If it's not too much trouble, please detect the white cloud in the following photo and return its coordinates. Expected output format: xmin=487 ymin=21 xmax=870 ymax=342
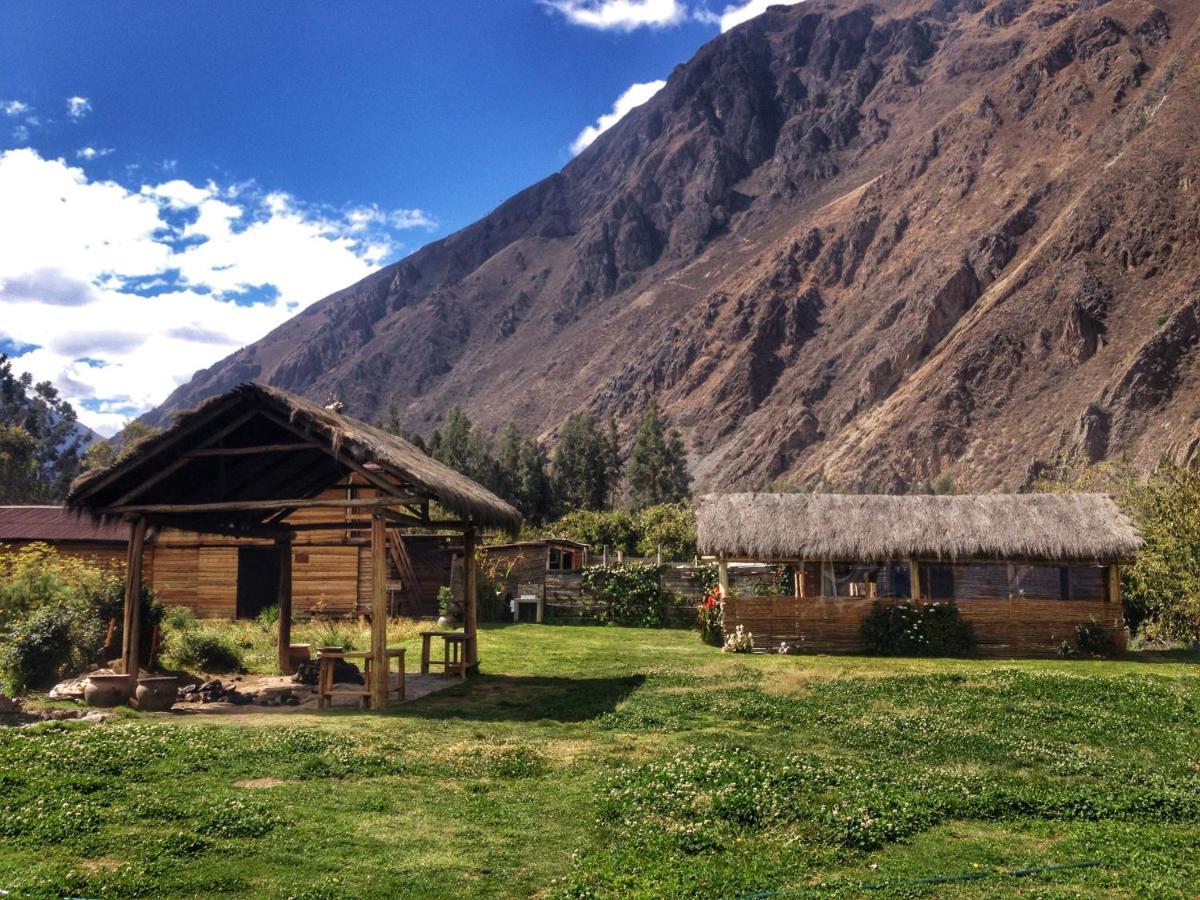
xmin=11 ymin=125 xmax=30 ymax=143
xmin=2 ymin=100 xmax=30 ymax=117
xmin=76 ymin=146 xmax=115 ymax=160
xmin=543 ymin=0 xmax=685 ymax=31
xmin=66 ymin=96 xmax=92 ymax=120
xmin=0 ymin=148 xmax=432 ymax=434
xmin=707 ymin=0 xmax=805 ymax=32
xmin=571 ymin=79 xmax=666 ymax=154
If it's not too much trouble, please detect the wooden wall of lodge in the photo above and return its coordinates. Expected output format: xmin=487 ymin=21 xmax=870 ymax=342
xmin=11 ymin=485 xmax=451 ymax=619
xmin=722 ymin=592 xmax=1125 ymax=658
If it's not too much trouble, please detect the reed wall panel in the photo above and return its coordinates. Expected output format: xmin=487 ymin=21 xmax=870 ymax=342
xmin=722 ymin=595 xmax=1125 ymax=657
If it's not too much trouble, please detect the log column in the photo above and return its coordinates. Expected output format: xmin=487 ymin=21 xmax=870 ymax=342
xmin=121 ymin=517 xmax=148 ymax=693
xmin=371 ymin=512 xmax=389 ymax=708
xmin=463 ymin=527 xmax=478 ymax=670
xmin=717 ymin=556 xmax=730 ymax=598
xmin=276 ymin=536 xmax=293 ymax=674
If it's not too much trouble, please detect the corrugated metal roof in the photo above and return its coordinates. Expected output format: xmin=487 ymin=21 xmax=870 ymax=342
xmin=0 ymin=506 xmax=128 ymax=543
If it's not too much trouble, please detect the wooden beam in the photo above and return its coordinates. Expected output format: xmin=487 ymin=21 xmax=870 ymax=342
xmin=256 ymin=408 xmax=410 ymax=499
xmin=186 ymin=442 xmax=322 ymax=458
xmin=717 ymin=556 xmax=730 ymax=599
xmin=141 ymin=515 xmax=292 ymax=539
xmin=370 ymin=512 xmax=389 ymax=708
xmin=107 ymin=496 xmax=420 ymax=516
xmin=463 ymin=527 xmax=478 ymax=670
xmin=909 ymin=559 xmax=920 ymax=602
xmin=107 ymin=409 xmax=259 ymax=507
xmin=276 ymin=537 xmax=294 ymax=674
xmin=121 ymin=517 xmax=148 ymax=694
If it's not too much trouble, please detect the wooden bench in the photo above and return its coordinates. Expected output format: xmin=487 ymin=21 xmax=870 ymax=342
xmin=420 ymin=631 xmax=468 ymax=680
xmin=317 ymin=648 xmax=406 ymax=709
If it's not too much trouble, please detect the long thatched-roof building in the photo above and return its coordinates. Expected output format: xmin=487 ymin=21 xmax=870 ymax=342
xmin=698 ymin=493 xmax=1141 ymax=657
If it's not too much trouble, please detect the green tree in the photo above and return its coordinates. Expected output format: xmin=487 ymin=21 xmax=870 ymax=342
xmin=0 ymin=356 xmax=87 ymax=500
xmin=548 ymin=508 xmax=637 ymax=556
xmin=516 ymin=437 xmax=556 ymax=524
xmin=552 ymin=412 xmax=614 ymax=511
xmin=1038 ymin=456 xmax=1200 ymax=643
xmin=82 ymin=419 xmax=164 ymax=471
xmin=435 ymin=406 xmax=474 ymax=474
xmin=635 ymin=502 xmax=697 ymax=560
xmin=0 ymin=424 xmax=38 ymax=503
xmin=627 ymin=400 xmax=691 ymax=509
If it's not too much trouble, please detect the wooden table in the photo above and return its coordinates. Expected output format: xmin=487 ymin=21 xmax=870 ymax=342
xmin=317 ymin=648 xmax=405 ymax=709
xmin=420 ymin=631 xmax=468 ymax=680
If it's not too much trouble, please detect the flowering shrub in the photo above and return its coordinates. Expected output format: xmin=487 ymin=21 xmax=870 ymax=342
xmin=861 ymin=601 xmax=975 ymax=657
xmin=697 ymin=585 xmax=723 ymax=646
xmin=581 ymin=562 xmax=666 ymax=627
xmin=722 ymin=624 xmax=753 ymax=653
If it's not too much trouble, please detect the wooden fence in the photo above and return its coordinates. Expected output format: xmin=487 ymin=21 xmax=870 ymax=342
xmin=722 ymin=595 xmax=1126 ymax=657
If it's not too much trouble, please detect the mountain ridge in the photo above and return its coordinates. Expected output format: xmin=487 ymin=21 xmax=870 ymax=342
xmin=148 ymin=0 xmax=1200 ymax=493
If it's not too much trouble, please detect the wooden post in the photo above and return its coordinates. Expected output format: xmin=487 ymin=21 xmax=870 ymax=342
xmin=656 ymin=544 xmax=663 ymax=565
xmin=602 ymin=545 xmax=608 ymax=566
xmin=276 ymin=537 xmax=293 ymax=674
xmin=717 ymin=556 xmax=730 ymax=599
xmin=1107 ymin=563 xmax=1125 ymax=653
xmin=463 ymin=527 xmax=478 ymax=670
xmin=908 ymin=559 xmax=920 ymax=602
xmin=370 ymin=512 xmax=388 ymax=708
xmin=121 ymin=517 xmax=148 ymax=692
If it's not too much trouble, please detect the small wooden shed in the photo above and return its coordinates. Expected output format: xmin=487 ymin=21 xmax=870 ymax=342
xmin=697 ymin=492 xmax=1143 ymax=656
xmin=471 ymin=539 xmax=589 ymax=622
xmin=67 ymin=383 xmax=521 ymax=706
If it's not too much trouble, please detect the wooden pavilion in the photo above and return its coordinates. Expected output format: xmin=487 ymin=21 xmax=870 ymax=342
xmin=67 ymin=383 xmax=521 ymax=707
xmin=698 ymin=492 xmax=1143 ymax=656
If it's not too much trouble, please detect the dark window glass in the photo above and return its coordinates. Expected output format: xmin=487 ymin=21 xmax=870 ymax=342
xmin=1068 ymin=566 xmax=1106 ymax=600
xmin=923 ymin=564 xmax=955 ymax=600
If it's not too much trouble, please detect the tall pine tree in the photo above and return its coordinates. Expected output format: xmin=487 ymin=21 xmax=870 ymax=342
xmin=552 ymin=412 xmax=616 ymax=511
xmin=627 ymin=400 xmax=691 ymax=509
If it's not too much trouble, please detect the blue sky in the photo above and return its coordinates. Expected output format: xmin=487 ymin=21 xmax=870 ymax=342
xmin=0 ymin=0 xmax=796 ymax=434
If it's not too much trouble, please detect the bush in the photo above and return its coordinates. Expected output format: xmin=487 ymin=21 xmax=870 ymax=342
xmin=544 ymin=509 xmax=638 ymax=556
xmin=0 ymin=605 xmax=76 ymax=694
xmin=1076 ymin=619 xmax=1115 ymax=658
xmin=862 ymin=601 xmax=975 ymax=657
xmin=162 ymin=623 xmax=245 ymax=674
xmin=634 ymin=503 xmax=697 ymax=560
xmin=0 ymin=543 xmax=161 ymax=693
xmin=581 ymin=563 xmax=667 ymax=627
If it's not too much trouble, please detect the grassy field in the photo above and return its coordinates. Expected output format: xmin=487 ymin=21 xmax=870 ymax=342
xmin=1 ymin=625 xmax=1198 ymax=898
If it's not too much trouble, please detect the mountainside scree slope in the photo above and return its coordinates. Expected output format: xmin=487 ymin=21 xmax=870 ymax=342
xmin=149 ymin=0 xmax=1200 ymax=492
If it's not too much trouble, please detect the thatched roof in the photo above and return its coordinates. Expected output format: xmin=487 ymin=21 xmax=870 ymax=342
xmin=68 ymin=383 xmax=521 ymax=532
xmin=697 ymin=493 xmax=1142 ymax=563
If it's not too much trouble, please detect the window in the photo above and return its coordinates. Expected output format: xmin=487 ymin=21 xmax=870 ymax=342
xmin=1009 ymin=565 xmax=1065 ymax=600
xmin=548 ymin=547 xmax=576 ymax=572
xmin=823 ymin=562 xmax=885 ymax=598
xmin=1068 ymin=566 xmax=1106 ymax=600
xmin=920 ymin=564 xmax=955 ymax=600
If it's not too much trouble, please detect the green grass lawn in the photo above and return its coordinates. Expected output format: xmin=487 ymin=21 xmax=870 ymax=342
xmin=1 ymin=625 xmax=1198 ymax=898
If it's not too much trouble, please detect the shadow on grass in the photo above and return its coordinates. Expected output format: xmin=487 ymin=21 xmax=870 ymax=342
xmin=1121 ymin=647 xmax=1200 ymax=665
xmin=392 ymin=674 xmax=645 ymax=722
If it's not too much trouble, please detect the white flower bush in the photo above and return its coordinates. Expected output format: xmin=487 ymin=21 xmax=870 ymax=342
xmin=722 ymin=624 xmax=754 ymax=653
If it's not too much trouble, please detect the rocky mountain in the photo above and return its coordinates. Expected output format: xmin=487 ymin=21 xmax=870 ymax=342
xmin=149 ymin=0 xmax=1200 ymax=493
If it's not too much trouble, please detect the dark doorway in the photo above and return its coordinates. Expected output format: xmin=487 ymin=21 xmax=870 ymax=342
xmin=237 ymin=546 xmax=281 ymax=619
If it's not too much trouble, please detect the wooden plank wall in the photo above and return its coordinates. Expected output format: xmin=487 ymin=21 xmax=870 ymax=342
xmin=292 ymin=546 xmax=359 ymax=617
xmin=722 ymin=595 xmax=1126 ymax=657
